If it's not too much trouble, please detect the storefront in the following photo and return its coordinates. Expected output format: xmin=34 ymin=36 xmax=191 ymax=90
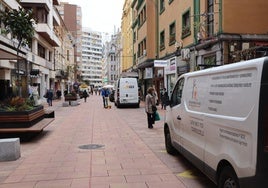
xmin=164 ymin=57 xmax=176 ymax=97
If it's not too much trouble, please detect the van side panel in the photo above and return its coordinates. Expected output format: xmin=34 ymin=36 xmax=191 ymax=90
xmin=181 ymin=59 xmax=266 ymax=185
xmin=203 ymin=66 xmax=261 ymax=181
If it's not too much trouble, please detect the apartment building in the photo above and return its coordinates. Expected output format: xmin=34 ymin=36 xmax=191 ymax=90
xmin=54 ymin=18 xmax=75 ymax=95
xmin=121 ymin=0 xmax=133 ymax=72
xmin=127 ymin=0 xmax=268 ymax=99
xmin=58 ymin=2 xmax=82 ymax=91
xmin=103 ymin=32 xmax=122 ymax=86
xmin=0 ymin=0 xmax=63 ymax=100
xmin=131 ymin=0 xmax=160 ymax=100
xmin=81 ymin=28 xmax=103 ymax=88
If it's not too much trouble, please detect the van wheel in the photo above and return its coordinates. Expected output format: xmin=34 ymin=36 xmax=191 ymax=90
xmin=164 ymin=127 xmax=177 ymax=155
xmin=218 ymin=166 xmax=239 ymax=188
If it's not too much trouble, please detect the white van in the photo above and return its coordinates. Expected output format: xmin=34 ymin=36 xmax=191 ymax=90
xmin=164 ymin=57 xmax=268 ymax=188
xmin=114 ymin=77 xmax=140 ymax=108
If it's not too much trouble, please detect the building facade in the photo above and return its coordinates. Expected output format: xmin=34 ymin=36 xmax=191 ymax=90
xmin=123 ymin=0 xmax=268 ymax=99
xmin=58 ymin=2 xmax=82 ymax=91
xmin=131 ymin=0 xmax=161 ymax=100
xmin=121 ymin=0 xmax=133 ymax=72
xmin=103 ymin=32 xmax=122 ymax=86
xmin=81 ymin=28 xmax=103 ymax=88
xmin=0 ymin=0 xmax=65 ymax=101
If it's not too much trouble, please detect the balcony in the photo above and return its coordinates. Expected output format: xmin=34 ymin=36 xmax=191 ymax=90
xmin=36 ymin=23 xmax=60 ymax=47
xmin=0 ymin=35 xmax=27 ymax=60
xmin=20 ymin=0 xmax=50 ymax=9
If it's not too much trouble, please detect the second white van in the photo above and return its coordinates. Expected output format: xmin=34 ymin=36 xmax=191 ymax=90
xmin=164 ymin=57 xmax=268 ymax=188
xmin=114 ymin=77 xmax=140 ymax=108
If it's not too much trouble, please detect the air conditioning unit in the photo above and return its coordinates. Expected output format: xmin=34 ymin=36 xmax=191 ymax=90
xmin=181 ymin=48 xmax=190 ymax=61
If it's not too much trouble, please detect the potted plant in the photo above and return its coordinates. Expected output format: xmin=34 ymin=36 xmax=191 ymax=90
xmin=64 ymin=91 xmax=77 ymax=102
xmin=0 ymin=97 xmax=45 ymax=128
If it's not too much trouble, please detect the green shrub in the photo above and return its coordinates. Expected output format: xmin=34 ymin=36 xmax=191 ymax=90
xmin=0 ymin=97 xmax=36 ymax=112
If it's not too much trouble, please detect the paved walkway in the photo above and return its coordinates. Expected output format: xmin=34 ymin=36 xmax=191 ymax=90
xmin=0 ymin=95 xmax=188 ymax=188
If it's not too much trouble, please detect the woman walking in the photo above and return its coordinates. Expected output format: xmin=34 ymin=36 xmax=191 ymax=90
xmin=145 ymin=87 xmax=156 ymax=129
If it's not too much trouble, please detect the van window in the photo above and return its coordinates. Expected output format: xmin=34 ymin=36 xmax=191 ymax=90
xmin=171 ymin=78 xmax=184 ymax=106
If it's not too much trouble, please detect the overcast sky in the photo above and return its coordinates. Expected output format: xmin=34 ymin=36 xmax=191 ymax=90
xmin=62 ymin=0 xmax=124 ymax=34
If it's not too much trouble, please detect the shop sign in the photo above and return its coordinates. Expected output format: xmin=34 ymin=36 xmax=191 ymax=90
xmin=165 ymin=58 xmax=176 ymax=75
xmin=154 ymin=60 xmax=168 ymax=67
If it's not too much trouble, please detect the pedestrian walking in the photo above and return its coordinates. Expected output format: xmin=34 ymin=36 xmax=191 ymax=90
xmin=82 ymin=90 xmax=89 ymax=102
xmin=160 ymin=88 xmax=169 ymax=110
xmin=101 ymin=88 xmax=110 ymax=108
xmin=145 ymin=87 xmax=156 ymax=129
xmin=47 ymin=89 xmax=53 ymax=106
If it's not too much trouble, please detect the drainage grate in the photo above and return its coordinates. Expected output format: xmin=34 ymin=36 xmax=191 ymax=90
xmin=78 ymin=144 xmax=104 ymax=150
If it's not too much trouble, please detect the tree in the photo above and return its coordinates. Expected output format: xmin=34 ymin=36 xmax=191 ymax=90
xmin=0 ymin=6 xmax=35 ymax=96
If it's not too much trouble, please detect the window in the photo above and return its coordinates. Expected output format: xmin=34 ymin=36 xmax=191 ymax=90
xmin=48 ymin=51 xmax=52 ymax=61
xmin=138 ymin=5 xmax=146 ymax=27
xmin=182 ymin=10 xmax=191 ymax=38
xmin=38 ymin=44 xmax=45 ymax=58
xmin=200 ymin=54 xmax=216 ymax=69
xmin=207 ymin=0 xmax=214 ymax=37
xmin=160 ymin=30 xmax=165 ymax=50
xmin=160 ymin=0 xmax=165 ymax=13
xmin=171 ymin=78 xmax=184 ymax=106
xmin=138 ymin=38 xmax=146 ymax=57
xmin=133 ymin=31 xmax=136 ymax=43
xmin=169 ymin=22 xmax=176 ymax=45
xmin=37 ymin=8 xmax=48 ymax=23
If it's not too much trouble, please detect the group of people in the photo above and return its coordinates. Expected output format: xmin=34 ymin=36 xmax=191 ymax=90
xmin=145 ymin=87 xmax=169 ymax=129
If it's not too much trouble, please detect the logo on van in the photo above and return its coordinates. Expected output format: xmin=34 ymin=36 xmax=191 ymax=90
xmin=189 ymin=79 xmax=201 ymax=108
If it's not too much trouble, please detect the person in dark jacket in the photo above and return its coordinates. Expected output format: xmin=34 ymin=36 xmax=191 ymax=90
xmin=160 ymin=88 xmax=169 ymax=110
xmin=47 ymin=89 xmax=53 ymax=106
xmin=82 ymin=90 xmax=88 ymax=102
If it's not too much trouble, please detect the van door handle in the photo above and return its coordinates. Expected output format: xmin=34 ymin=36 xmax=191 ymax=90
xmin=177 ymin=115 xmax=181 ymax=120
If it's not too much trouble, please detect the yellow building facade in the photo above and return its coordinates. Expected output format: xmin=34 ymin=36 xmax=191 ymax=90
xmin=121 ymin=0 xmax=134 ymax=72
xmin=121 ymin=0 xmax=268 ymax=99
